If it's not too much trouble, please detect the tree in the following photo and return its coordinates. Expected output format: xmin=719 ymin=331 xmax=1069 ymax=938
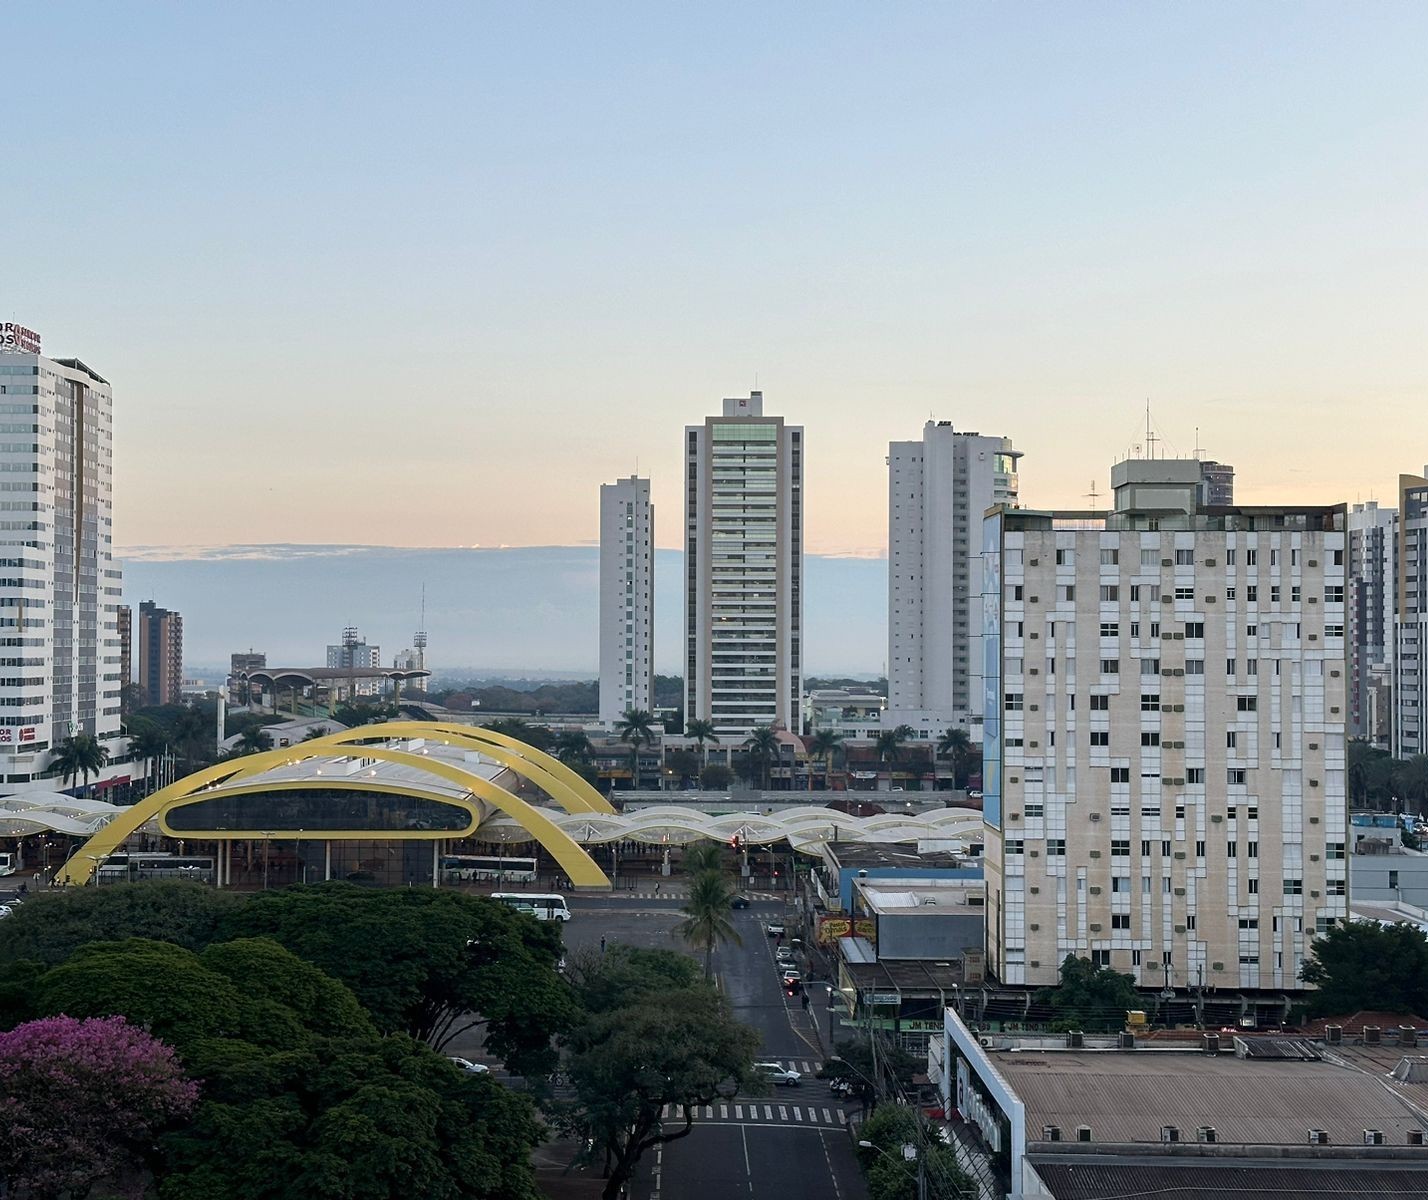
xmin=616 ymin=708 xmax=658 ymax=789
xmin=234 ymin=725 xmax=274 ymax=755
xmin=0 ymin=1014 xmax=199 ymax=1200
xmin=554 ymin=730 xmax=593 ymax=764
xmin=936 ymin=726 xmax=972 ymax=788
xmin=217 ymin=884 xmax=576 ymax=1072
xmin=1300 ymin=920 xmax=1428 ymax=1016
xmin=685 ymin=718 xmax=720 ymax=769
xmin=855 ymin=1104 xmax=974 ymax=1200
xmin=810 ymin=728 xmax=843 ymax=790
xmin=681 ymin=840 xmax=726 ymax=878
xmin=565 ymin=982 xmax=760 ymax=1200
xmin=700 ymin=762 xmax=733 ymax=790
xmin=302 ymin=724 xmax=330 ymax=740
xmin=1395 ymin=755 xmax=1428 ymax=813
xmin=664 ymin=748 xmax=701 ymax=784
xmin=125 ymin=715 xmax=169 ymax=794
xmin=1038 ymin=955 xmax=1140 ymax=1032
xmin=676 ymin=871 xmax=742 ymax=981
xmin=482 ymin=716 xmax=555 ymax=754
xmin=171 ymin=706 xmax=213 ymax=767
xmin=875 ymin=724 xmax=915 ymax=784
xmin=50 ymin=732 xmax=109 ymax=790
xmin=0 ymin=881 xmax=240 ymax=970
xmin=743 ymin=725 xmax=780 ymax=790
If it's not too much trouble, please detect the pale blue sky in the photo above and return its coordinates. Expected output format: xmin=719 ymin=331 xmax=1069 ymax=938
xmin=6 ymin=2 xmax=1425 ymax=554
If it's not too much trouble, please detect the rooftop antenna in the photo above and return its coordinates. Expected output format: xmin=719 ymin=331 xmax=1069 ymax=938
xmin=1144 ymin=400 xmax=1159 ymax=460
xmin=414 ymin=585 xmax=427 ymax=674
xmin=1193 ymin=426 xmax=1204 ymax=460
xmin=1085 ymin=479 xmax=1102 ymax=510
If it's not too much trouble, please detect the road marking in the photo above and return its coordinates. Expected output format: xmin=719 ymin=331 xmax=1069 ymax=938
xmin=734 ymin=1104 xmax=743 ymax=1120
xmin=820 ymin=1130 xmax=844 ymax=1200
xmin=763 ymin=1104 xmax=773 ymax=1120
xmin=699 ymin=1120 xmax=843 ymax=1131
xmin=837 ymin=1110 xmax=847 ymax=1125
xmin=741 ymin=1123 xmax=754 ymax=1196
xmin=720 ymin=1104 xmax=729 ymax=1119
xmin=793 ymin=1106 xmax=802 ymax=1121
xmin=704 ymin=1105 xmax=713 ymax=1119
xmin=778 ymin=1105 xmax=787 ymax=1120
xmin=823 ymin=1107 xmax=834 ymax=1124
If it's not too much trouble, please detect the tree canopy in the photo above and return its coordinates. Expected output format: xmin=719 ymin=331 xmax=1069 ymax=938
xmin=1038 ymin=955 xmax=1140 ymax=1032
xmin=1300 ymin=920 xmax=1428 ymax=1016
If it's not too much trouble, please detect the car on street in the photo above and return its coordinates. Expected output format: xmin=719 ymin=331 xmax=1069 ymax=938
xmin=730 ymin=893 xmax=751 ymax=909
xmin=0 ymin=904 xmax=12 ymax=921
xmin=448 ymin=1057 xmax=490 ymax=1074
xmin=755 ymin=1061 xmax=801 ymax=1087
xmin=765 ymin=920 xmax=785 ymax=937
xmin=775 ymin=947 xmax=795 ymax=966
xmin=781 ymin=969 xmax=803 ymax=994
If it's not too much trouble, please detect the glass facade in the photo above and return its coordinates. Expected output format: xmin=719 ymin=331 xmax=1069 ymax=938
xmin=165 ymin=788 xmax=474 ymax=833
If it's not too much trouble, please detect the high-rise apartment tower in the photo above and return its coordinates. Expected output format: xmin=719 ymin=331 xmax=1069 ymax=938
xmin=138 ymin=601 xmax=184 ymax=706
xmin=1395 ymin=471 xmax=1428 ymax=760
xmin=599 ymin=476 xmax=654 ymax=725
xmin=981 ymin=458 xmax=1347 ymax=994
xmin=685 ymin=392 xmax=802 ymax=734
xmin=1348 ymin=501 xmax=1397 ymax=749
xmin=0 ymin=325 xmax=126 ymax=785
xmin=887 ymin=421 xmax=1021 ymax=738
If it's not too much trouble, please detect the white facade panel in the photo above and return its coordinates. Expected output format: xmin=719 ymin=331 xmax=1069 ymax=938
xmin=599 ymin=476 xmax=654 ymax=726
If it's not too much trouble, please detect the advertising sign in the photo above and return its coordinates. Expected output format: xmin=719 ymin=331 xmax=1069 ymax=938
xmin=0 ymin=323 xmax=40 ymax=354
xmin=816 ymin=915 xmax=877 ymax=945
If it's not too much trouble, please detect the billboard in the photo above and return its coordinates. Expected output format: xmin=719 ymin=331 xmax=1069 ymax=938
xmin=0 ymin=323 xmax=40 ymax=354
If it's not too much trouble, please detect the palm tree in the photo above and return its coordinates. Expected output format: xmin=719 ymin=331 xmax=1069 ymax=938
xmin=235 ymin=726 xmax=274 ymax=755
xmin=743 ymin=725 xmax=780 ymax=790
xmin=171 ymin=708 xmax=211 ymax=767
xmin=875 ymin=724 xmax=914 ymax=788
xmin=52 ymin=733 xmax=109 ymax=791
xmin=554 ymin=730 xmax=593 ymax=765
xmin=125 ymin=718 xmax=168 ymax=795
xmin=685 ymin=718 xmax=720 ymax=769
xmin=676 ymin=870 xmax=742 ymax=980
xmin=937 ymin=726 xmax=972 ymax=789
xmin=616 ymin=708 xmax=658 ymax=789
xmin=302 ymin=725 xmax=330 ymax=741
xmin=1395 ymin=755 xmax=1428 ymax=814
xmin=809 ymin=728 xmax=843 ymax=791
xmin=682 ymin=840 xmax=726 ymax=878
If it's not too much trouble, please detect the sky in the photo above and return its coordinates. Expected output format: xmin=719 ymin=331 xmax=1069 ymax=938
xmin=5 ymin=3 xmax=1425 ymax=557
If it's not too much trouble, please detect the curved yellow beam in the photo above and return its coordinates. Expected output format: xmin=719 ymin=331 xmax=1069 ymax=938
xmin=251 ymin=720 xmax=614 ymax=816
xmin=57 ymin=744 xmax=610 ymax=889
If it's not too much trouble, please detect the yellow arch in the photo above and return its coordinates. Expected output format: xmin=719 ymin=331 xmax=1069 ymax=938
xmin=275 ymin=721 xmax=613 ymax=816
xmin=57 ymin=742 xmax=610 ymax=889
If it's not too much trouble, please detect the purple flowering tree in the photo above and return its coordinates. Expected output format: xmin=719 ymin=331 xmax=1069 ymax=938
xmin=0 ymin=1014 xmax=199 ymax=1199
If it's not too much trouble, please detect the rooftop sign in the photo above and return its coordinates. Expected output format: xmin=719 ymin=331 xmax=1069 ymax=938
xmin=0 ymin=323 xmax=40 ymax=354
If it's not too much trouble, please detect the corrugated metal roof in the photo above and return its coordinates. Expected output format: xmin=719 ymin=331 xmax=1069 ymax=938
xmin=1032 ymin=1158 xmax=1428 ymax=1200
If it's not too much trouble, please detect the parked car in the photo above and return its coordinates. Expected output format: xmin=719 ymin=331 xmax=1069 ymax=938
xmin=755 ymin=1061 xmax=801 ymax=1087
xmin=448 ymin=1057 xmax=490 ymax=1074
xmin=775 ymin=945 xmax=795 ymax=965
xmin=765 ymin=920 xmax=785 ymax=937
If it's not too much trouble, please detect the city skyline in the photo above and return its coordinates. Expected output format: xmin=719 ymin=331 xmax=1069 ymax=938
xmin=6 ymin=4 xmax=1424 ymax=557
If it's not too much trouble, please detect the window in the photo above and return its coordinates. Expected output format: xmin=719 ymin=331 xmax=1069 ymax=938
xmin=1112 ymin=914 xmax=1131 ymax=929
xmin=1100 ymin=585 xmax=1120 ymax=602
xmin=1140 ymin=840 xmax=1153 ymax=856
xmin=1056 ymin=549 xmax=1072 ymax=565
xmin=1005 ymin=840 xmax=1024 ymax=855
xmin=1174 ymin=587 xmax=1195 ymax=600
xmin=1175 ymin=804 xmax=1186 ymax=819
xmin=1271 ymin=586 xmax=1281 ymax=603
xmin=1140 ymin=549 xmax=1157 ymax=567
xmin=1090 ymin=694 xmax=1110 ymax=711
xmin=1130 ymin=584 xmax=1160 ymax=602
xmin=1238 ymin=917 xmax=1258 ymax=929
xmin=1162 ymin=840 xmax=1172 ymax=855
xmin=1005 ymin=692 xmax=1023 ymax=711
xmin=1186 ymin=914 xmax=1197 ymax=929
xmin=1111 ymin=840 xmax=1130 ymax=856
xmin=1025 ymin=802 xmax=1044 ymax=817
xmin=1100 ymin=659 xmax=1119 ymax=674
xmin=1185 ymin=659 xmax=1204 ymax=675
xmin=1291 ymin=585 xmax=1301 ymax=603
xmin=1186 ymin=768 xmax=1204 ymax=784
xmin=1246 ymin=624 xmax=1257 ymax=637
xmin=1129 ymin=621 xmax=1140 ymax=637
xmin=1239 ymin=953 xmax=1259 ymax=966
xmin=1247 ymin=841 xmax=1258 ymax=858
xmin=1246 ymin=659 xmax=1258 ymax=675
xmin=1226 ymin=658 xmax=1236 ymax=675
xmin=1248 ymin=878 xmax=1259 ymax=895
xmin=1090 ymin=730 xmax=1110 ymax=746
xmin=1325 ymin=586 xmax=1344 ymax=604
xmin=1228 ymin=768 xmax=1246 ymax=785
xmin=1184 ymin=622 xmax=1204 ymax=639
xmin=1111 ymin=767 xmax=1131 ymax=783
xmin=1226 ymin=731 xmax=1238 ymax=748
xmin=1059 ymin=584 xmax=1076 ymax=602
xmin=1047 ymin=839 xmax=1066 ymax=855
xmin=1101 ymin=548 xmax=1119 ymax=565
xmin=1227 ymin=841 xmax=1237 ymax=858
xmin=1195 ymin=840 xmax=1206 ymax=858
xmin=1284 ymin=878 xmax=1302 ymax=895
xmin=1141 ymin=731 xmax=1160 ymax=746
xmin=1013 ymin=585 xmax=1023 ymax=601
xmin=1237 ymin=696 xmax=1258 ymax=712
xmin=1270 ymin=550 xmax=1279 ymax=566
xmin=1141 ymin=694 xmax=1160 ymax=711
xmin=1245 ymin=549 xmax=1257 ymax=565
xmin=1092 ymin=950 xmax=1111 ymax=967
xmin=1326 ymin=842 xmax=1345 ymax=860
xmin=1246 ymin=586 xmax=1258 ymax=601
xmin=1226 ymin=587 xmax=1236 ymax=600
xmin=1112 ymin=876 xmax=1130 ymax=893
xmin=1141 ymin=658 xmax=1160 ymax=676
xmin=1100 ymin=622 xmax=1119 ymax=638
xmin=1327 ymin=879 xmax=1346 ymax=896
xmin=1226 ymin=550 xmax=1236 ymax=566
xmin=1325 ymin=624 xmax=1344 ymax=638
xmin=1175 ymin=549 xmax=1194 ymax=565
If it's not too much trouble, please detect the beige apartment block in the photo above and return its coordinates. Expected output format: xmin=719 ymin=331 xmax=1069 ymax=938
xmin=981 ymin=460 xmax=1348 ymax=993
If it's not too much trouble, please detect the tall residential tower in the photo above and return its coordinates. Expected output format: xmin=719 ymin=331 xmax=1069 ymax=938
xmin=599 ymin=476 xmax=654 ymax=725
xmin=1348 ymin=501 xmax=1397 ymax=749
xmin=0 ymin=324 xmax=126 ymax=785
xmin=1395 ymin=470 xmax=1428 ymax=760
xmin=685 ymin=392 xmax=802 ymax=735
xmin=887 ymin=421 xmax=1021 ymax=738
xmin=137 ymin=601 xmax=184 ymax=707
xmin=981 ymin=459 xmax=1347 ymax=995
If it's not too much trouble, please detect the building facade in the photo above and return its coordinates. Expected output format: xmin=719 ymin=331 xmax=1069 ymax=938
xmin=1198 ymin=459 xmax=1235 ymax=506
xmin=0 ymin=332 xmax=128 ymax=786
xmin=1394 ymin=471 xmax=1428 ymax=760
xmin=599 ymin=475 xmax=654 ymax=725
xmin=684 ymin=392 xmax=802 ymax=734
xmin=117 ymin=604 xmax=132 ymax=694
xmin=1348 ymin=500 xmax=1397 ymax=748
xmin=887 ymin=421 xmax=1020 ymax=740
xmin=327 ymin=627 xmax=381 ymax=695
xmin=137 ymin=601 xmax=184 ymax=706
xmin=982 ymin=459 xmax=1348 ymax=992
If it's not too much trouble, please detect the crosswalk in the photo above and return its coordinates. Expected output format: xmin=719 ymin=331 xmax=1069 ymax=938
xmin=614 ymin=889 xmax=784 ymax=901
xmin=658 ymin=1099 xmax=849 ymax=1129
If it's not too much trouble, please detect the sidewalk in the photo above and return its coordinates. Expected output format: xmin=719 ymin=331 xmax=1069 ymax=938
xmin=532 ymin=1135 xmax=606 ymax=1199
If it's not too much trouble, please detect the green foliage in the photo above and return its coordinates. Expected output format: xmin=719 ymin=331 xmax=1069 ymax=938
xmin=700 ymin=762 xmax=733 ymax=789
xmin=616 ymin=709 xmax=658 ymax=786
xmin=216 ymin=884 xmax=577 ymax=1072
xmin=1397 ymin=755 xmax=1428 ymax=810
xmin=1038 ymin=955 xmax=1140 ymax=1032
xmin=331 ymin=700 xmax=400 ymax=728
xmin=681 ymin=841 xmax=726 ymax=877
xmin=676 ymin=871 xmax=742 ymax=980
xmin=684 ymin=718 xmax=720 ymax=756
xmin=855 ymin=1104 xmax=974 ymax=1200
xmin=0 ymin=881 xmax=240 ymax=969
xmin=565 ymin=944 xmax=702 ymax=1016
xmin=50 ymin=732 xmax=110 ymax=788
xmin=482 ymin=717 xmax=555 ymax=753
xmin=743 ymin=725 xmax=780 ymax=789
xmin=1300 ymin=920 xmax=1428 ymax=1016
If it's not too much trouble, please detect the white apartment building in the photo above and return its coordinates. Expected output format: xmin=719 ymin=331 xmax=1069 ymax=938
xmin=887 ymin=421 xmax=1020 ymax=740
xmin=981 ymin=458 xmax=1348 ymax=994
xmin=599 ymin=475 xmax=654 ymax=725
xmin=0 ymin=328 xmax=128 ymax=790
xmin=327 ymin=627 xmax=381 ymax=695
xmin=1395 ymin=471 xmax=1428 ymax=760
xmin=1348 ymin=500 xmax=1397 ymax=748
xmin=685 ymin=392 xmax=802 ymax=735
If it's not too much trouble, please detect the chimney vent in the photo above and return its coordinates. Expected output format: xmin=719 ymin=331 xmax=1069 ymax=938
xmin=1160 ymin=1125 xmax=1180 ymax=1143
xmin=1325 ymin=1024 xmax=1342 ymax=1045
xmin=1308 ymin=1129 xmax=1329 ymax=1145
xmin=1364 ymin=1129 xmax=1385 ymax=1146
xmin=1197 ymin=1126 xmax=1217 ymax=1143
xmin=1068 ymin=1031 xmax=1084 ymax=1049
xmin=1202 ymin=1033 xmax=1220 ymax=1055
xmin=1365 ymin=1025 xmax=1382 ymax=1045
xmin=1076 ymin=1125 xmax=1092 ymax=1143
xmin=1408 ymin=1129 xmax=1425 ymax=1146
xmin=1042 ymin=1125 xmax=1061 ymax=1142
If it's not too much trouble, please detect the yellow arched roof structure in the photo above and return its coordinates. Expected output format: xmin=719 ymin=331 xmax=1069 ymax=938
xmin=56 ymin=722 xmax=611 ymax=889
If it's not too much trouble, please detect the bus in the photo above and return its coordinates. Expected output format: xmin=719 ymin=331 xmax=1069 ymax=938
xmin=96 ymin=853 xmax=216 ymax=883
xmin=491 ymin=892 xmax=571 ymax=922
xmin=0 ymin=852 xmax=15 ymax=877
xmin=440 ymin=855 xmax=538 ymax=884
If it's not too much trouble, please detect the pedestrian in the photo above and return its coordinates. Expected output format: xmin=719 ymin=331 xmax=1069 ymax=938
xmin=800 ymin=991 xmax=810 ymax=1012
xmin=599 ymin=935 xmax=606 ymax=956
xmin=654 ymin=881 xmax=661 ymax=895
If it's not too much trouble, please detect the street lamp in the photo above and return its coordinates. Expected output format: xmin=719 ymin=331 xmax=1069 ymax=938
xmin=857 ymin=1140 xmax=925 ymax=1200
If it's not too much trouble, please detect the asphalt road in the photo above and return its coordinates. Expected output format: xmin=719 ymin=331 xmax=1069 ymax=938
xmin=568 ymin=891 xmax=868 ymax=1200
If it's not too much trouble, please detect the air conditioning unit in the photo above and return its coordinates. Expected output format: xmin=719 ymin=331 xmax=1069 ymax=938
xmin=979 ymin=1036 xmax=993 ymax=1048
xmin=1118 ymin=1032 xmax=1135 ymax=1049
xmin=1308 ymin=1129 xmax=1330 ymax=1145
xmin=1325 ymin=1024 xmax=1343 ymax=1045
xmin=1042 ymin=1125 xmax=1062 ymax=1142
xmin=1365 ymin=1025 xmax=1382 ymax=1045
xmin=1076 ymin=1125 xmax=1093 ymax=1142
xmin=1202 ymin=1033 xmax=1220 ymax=1056
xmin=1364 ymin=1129 xmax=1385 ymax=1146
xmin=1408 ymin=1129 xmax=1425 ymax=1146
xmin=1401 ymin=1026 xmax=1419 ymax=1048
xmin=1161 ymin=1125 xmax=1180 ymax=1143
xmin=1068 ymin=1031 xmax=1084 ymax=1048
xmin=1197 ymin=1126 xmax=1217 ymax=1143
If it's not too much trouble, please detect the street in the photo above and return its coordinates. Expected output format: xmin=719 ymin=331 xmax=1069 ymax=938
xmin=567 ymin=891 xmax=868 ymax=1200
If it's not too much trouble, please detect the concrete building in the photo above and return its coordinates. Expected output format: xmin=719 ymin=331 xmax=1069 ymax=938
xmin=802 ymin=686 xmax=886 ymax=739
xmin=599 ymin=475 xmax=654 ymax=726
xmin=887 ymin=421 xmax=1021 ymax=741
xmin=1349 ymin=824 xmax=1428 ymax=911
xmin=326 ymin=627 xmax=381 ymax=696
xmin=117 ymin=604 xmax=132 ymax=693
xmin=0 ymin=327 xmax=129 ymax=788
xmin=981 ymin=457 xmax=1348 ymax=992
xmin=1394 ymin=470 xmax=1428 ymax=760
xmin=684 ymin=392 xmax=802 ymax=735
xmin=137 ymin=601 xmax=184 ymax=706
xmin=1348 ymin=501 xmax=1397 ymax=748
xmin=1198 ymin=459 xmax=1235 ymax=506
